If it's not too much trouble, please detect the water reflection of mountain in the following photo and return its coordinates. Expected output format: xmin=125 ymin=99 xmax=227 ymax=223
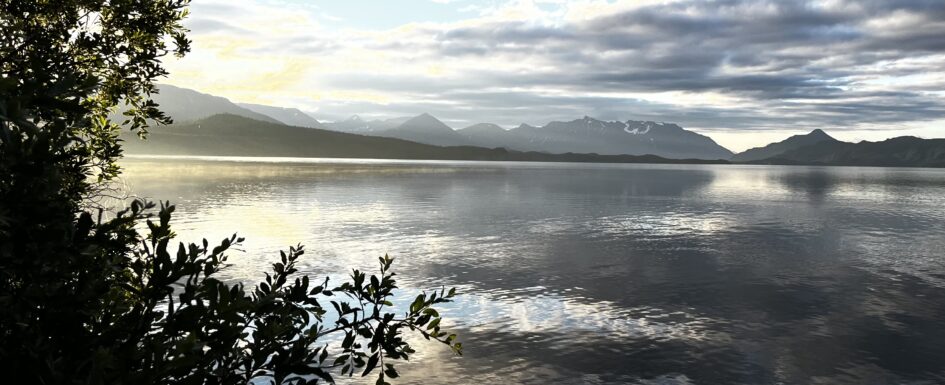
xmin=773 ymin=166 xmax=945 ymax=189
xmin=122 ymin=159 xmax=718 ymax=212
xmin=772 ymin=169 xmax=839 ymax=201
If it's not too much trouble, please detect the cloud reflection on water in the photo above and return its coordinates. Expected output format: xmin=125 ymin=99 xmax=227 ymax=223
xmin=121 ymin=157 xmax=945 ymax=384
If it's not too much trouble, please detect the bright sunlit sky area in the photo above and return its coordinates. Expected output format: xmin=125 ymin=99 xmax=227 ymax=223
xmin=163 ymin=0 xmax=945 ymax=152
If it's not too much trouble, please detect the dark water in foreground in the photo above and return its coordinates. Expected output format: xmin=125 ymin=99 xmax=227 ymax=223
xmin=121 ymin=156 xmax=945 ymax=385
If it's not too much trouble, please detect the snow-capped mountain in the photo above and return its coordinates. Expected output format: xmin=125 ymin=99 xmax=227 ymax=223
xmin=456 ymin=116 xmax=732 ymax=159
xmin=321 ymin=115 xmax=411 ymax=134
xmin=364 ymin=115 xmax=732 ymax=159
xmin=132 ymin=86 xmax=732 ymax=159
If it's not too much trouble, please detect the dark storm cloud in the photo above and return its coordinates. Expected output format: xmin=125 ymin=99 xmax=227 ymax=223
xmin=333 ymin=0 xmax=945 ymax=132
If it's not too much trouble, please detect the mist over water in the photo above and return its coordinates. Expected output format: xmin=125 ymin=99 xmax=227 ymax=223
xmin=121 ymin=157 xmax=945 ymax=384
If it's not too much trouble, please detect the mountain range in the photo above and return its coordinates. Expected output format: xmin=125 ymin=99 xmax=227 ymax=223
xmin=120 ymin=114 xmax=724 ymax=165
xmin=356 ymin=114 xmax=733 ymax=160
xmin=141 ymin=85 xmax=732 ymax=160
xmin=123 ymin=84 xmax=945 ymax=167
xmin=457 ymin=117 xmax=733 ymax=160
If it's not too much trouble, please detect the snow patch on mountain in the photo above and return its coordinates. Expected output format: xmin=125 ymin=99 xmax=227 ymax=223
xmin=624 ymin=122 xmax=652 ymax=135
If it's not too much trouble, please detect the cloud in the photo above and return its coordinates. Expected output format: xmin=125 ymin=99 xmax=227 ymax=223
xmin=164 ymin=0 xmax=945 ymax=151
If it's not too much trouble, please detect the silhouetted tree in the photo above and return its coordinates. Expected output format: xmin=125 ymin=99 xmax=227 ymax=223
xmin=0 ymin=1 xmax=460 ymax=384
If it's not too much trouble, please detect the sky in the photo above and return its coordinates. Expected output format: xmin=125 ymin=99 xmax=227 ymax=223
xmin=163 ymin=0 xmax=945 ymax=152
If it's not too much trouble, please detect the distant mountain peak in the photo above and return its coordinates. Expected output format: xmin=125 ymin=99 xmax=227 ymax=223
xmin=376 ymin=113 xmax=465 ymax=146
xmin=346 ymin=115 xmax=363 ymax=122
xmin=462 ymin=123 xmax=503 ymax=130
xmin=459 ymin=123 xmax=507 ymax=135
xmin=732 ymin=128 xmax=840 ymax=162
xmin=576 ymin=115 xmax=605 ymax=124
xmin=402 ymin=113 xmax=451 ymax=129
xmin=410 ymin=113 xmax=442 ymax=123
xmin=807 ymin=129 xmax=833 ymax=139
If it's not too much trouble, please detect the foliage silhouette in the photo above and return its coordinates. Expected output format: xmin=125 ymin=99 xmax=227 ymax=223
xmin=0 ymin=1 xmax=461 ymax=383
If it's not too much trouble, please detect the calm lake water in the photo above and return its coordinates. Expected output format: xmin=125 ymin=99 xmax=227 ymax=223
xmin=121 ymin=156 xmax=945 ymax=385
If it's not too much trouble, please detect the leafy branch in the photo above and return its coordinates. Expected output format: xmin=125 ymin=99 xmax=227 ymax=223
xmin=111 ymin=200 xmax=461 ymax=384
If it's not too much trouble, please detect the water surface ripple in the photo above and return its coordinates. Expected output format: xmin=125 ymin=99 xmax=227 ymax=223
xmin=122 ymin=157 xmax=945 ymax=384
